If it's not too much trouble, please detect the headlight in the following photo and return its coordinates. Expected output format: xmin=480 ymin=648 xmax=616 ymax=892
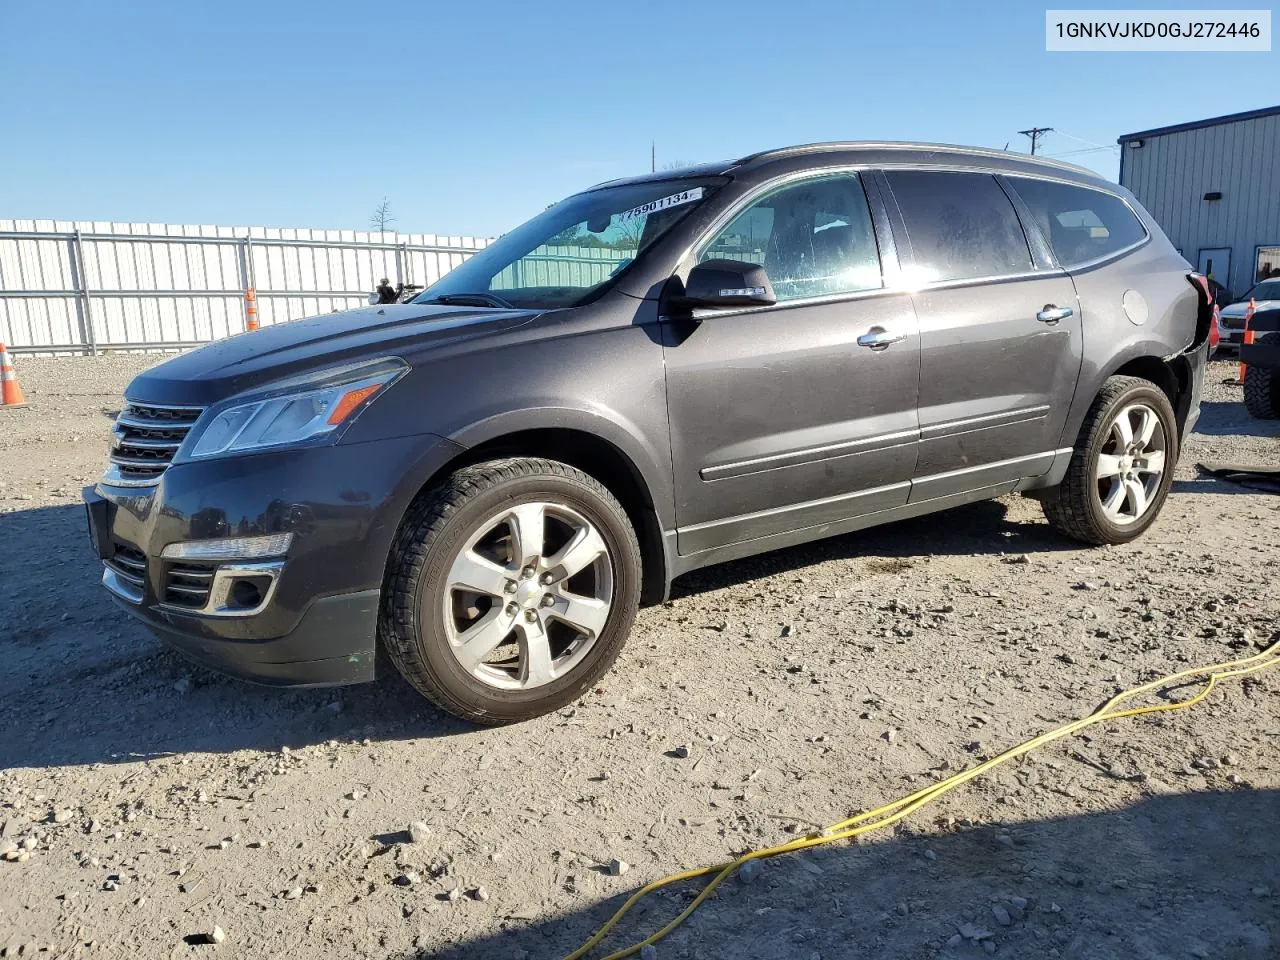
xmin=185 ymin=358 xmax=407 ymax=460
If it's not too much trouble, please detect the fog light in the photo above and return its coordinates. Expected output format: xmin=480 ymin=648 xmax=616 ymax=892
xmin=162 ymin=533 xmax=293 ymax=561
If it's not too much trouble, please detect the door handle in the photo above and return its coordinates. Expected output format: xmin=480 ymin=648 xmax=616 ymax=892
xmin=1036 ymin=305 xmax=1074 ymax=325
xmin=857 ymin=328 xmax=908 ymax=350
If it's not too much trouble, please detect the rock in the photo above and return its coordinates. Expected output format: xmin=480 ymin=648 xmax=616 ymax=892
xmin=53 ymin=809 xmax=74 ymax=824
xmin=209 ymin=926 xmax=226 ymax=944
xmin=394 ymin=872 xmax=421 ymax=887
xmin=607 ymin=858 xmax=630 ymax=877
xmin=283 ymin=886 xmax=303 ymax=900
xmin=173 ymin=677 xmax=193 ymax=695
xmin=1253 ymin=886 xmax=1271 ymax=898
xmin=958 ymin=923 xmax=992 ymax=941
xmin=672 ymin=745 xmax=690 ymax=759
xmin=472 ymin=886 xmax=489 ymax=902
xmin=983 ymin=942 xmax=996 ymax=956
xmin=992 ymin=904 xmax=1012 ymax=926
xmin=446 ymin=886 xmax=463 ymax=901
xmin=641 ymin=946 xmax=658 ymax=960
xmin=738 ymin=860 xmax=761 ymax=884
xmin=346 ymin=790 xmax=364 ymax=801
xmin=408 ymin=821 xmax=431 ymax=844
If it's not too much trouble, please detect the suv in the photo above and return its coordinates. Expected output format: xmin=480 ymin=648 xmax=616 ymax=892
xmin=85 ymin=142 xmax=1212 ymax=724
xmin=1219 ymin=276 xmax=1280 ymax=347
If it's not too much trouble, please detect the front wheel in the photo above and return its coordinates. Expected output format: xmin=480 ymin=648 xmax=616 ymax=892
xmin=1041 ymin=376 xmax=1178 ymax=545
xmin=380 ymin=457 xmax=641 ymax=725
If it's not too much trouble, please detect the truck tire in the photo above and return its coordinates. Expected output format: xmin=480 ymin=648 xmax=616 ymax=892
xmin=1243 ymin=334 xmax=1280 ymax=419
xmin=1042 ymin=376 xmax=1178 ymax=545
xmin=379 ymin=457 xmax=641 ymax=725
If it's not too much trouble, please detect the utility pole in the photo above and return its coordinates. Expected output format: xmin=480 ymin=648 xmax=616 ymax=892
xmin=1018 ymin=127 xmax=1053 ymax=155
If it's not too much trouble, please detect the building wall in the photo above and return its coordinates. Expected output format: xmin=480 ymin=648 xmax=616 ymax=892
xmin=1119 ymin=111 xmax=1280 ymax=298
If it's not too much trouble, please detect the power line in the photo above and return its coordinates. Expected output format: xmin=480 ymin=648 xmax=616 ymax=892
xmin=1018 ymin=127 xmax=1053 ymax=155
xmin=1046 ymin=145 xmax=1122 ymax=159
xmin=1052 ymin=130 xmax=1112 ymax=150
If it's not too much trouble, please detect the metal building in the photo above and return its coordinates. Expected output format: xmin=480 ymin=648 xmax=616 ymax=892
xmin=1118 ymin=105 xmax=1280 ymax=301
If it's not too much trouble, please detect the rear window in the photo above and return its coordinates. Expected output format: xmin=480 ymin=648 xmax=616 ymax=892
xmin=1007 ymin=177 xmax=1147 ymax=268
xmin=884 ymin=171 xmax=1033 ymax=283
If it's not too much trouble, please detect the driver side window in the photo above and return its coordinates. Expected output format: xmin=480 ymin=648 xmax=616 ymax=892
xmin=700 ymin=173 xmax=883 ymax=301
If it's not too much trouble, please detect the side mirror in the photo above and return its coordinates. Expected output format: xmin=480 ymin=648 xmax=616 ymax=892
xmin=680 ymin=259 xmax=776 ymax=309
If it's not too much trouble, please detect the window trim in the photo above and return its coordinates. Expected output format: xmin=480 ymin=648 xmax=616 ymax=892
xmin=690 ymin=168 xmax=890 ymax=305
xmin=879 ymin=167 xmax=1042 ymax=288
xmin=1000 ymin=173 xmax=1152 ymax=273
xmin=1251 ymin=243 xmax=1280 ymax=292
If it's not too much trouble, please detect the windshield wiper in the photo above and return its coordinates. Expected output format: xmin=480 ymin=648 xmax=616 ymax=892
xmin=418 ymin=292 xmax=514 ymax=309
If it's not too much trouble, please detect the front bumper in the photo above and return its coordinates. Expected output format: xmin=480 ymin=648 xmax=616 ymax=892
xmin=130 ymin=589 xmax=382 ymax=686
xmin=85 ymin=432 xmax=462 ymax=687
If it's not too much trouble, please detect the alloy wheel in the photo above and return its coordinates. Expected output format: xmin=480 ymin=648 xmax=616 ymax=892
xmin=1094 ymin=402 xmax=1167 ymax=525
xmin=441 ymin=500 xmax=614 ymax=691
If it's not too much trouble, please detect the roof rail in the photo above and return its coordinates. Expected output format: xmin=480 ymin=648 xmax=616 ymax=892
xmin=733 ymin=141 xmax=1097 ymax=177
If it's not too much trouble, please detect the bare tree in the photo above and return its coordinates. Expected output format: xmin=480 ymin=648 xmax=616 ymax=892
xmin=369 ymin=197 xmax=396 ymax=232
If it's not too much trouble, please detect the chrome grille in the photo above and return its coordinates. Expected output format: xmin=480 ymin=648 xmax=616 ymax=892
xmin=106 ymin=401 xmax=204 ymax=487
xmin=163 ymin=561 xmax=216 ymax=609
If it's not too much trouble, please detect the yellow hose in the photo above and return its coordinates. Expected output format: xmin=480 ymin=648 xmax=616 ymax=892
xmin=564 ymin=638 xmax=1280 ymax=960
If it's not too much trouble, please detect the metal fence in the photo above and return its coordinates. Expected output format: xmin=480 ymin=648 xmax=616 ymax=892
xmin=0 ymin=219 xmax=496 ymax=354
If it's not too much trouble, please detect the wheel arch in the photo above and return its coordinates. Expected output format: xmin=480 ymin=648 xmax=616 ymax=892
xmin=390 ymin=419 xmax=673 ymax=606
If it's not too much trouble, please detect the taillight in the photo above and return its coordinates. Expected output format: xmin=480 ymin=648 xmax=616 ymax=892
xmin=1188 ymin=273 xmax=1216 ymax=350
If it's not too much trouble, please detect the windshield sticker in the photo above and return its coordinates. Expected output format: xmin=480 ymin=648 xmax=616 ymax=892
xmin=616 ymin=187 xmax=704 ymax=224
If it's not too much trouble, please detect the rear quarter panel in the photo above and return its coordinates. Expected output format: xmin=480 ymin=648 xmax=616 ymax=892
xmin=1059 ymin=202 xmax=1198 ymax=446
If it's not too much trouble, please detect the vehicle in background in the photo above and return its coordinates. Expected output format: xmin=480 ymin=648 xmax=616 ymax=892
xmin=1218 ymin=277 xmax=1280 ymax=348
xmin=85 ymin=142 xmax=1213 ymax=725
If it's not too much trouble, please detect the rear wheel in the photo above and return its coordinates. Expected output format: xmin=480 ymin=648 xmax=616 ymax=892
xmin=1243 ymin=334 xmax=1280 ymax=419
xmin=380 ymin=457 xmax=641 ymax=725
xmin=1041 ymin=376 xmax=1178 ymax=545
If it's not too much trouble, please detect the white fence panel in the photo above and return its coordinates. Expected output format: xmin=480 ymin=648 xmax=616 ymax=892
xmin=0 ymin=219 xmax=496 ymax=354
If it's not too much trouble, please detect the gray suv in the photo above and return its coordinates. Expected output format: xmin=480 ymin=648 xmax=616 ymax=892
xmin=86 ymin=142 xmax=1212 ymax=724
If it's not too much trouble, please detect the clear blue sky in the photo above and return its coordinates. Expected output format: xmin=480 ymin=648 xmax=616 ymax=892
xmin=1 ymin=0 xmax=1275 ymax=237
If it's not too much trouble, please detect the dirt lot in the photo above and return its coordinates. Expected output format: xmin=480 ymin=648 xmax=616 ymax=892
xmin=1 ymin=354 xmax=1279 ymax=960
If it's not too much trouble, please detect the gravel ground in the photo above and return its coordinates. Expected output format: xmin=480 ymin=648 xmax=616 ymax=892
xmin=1 ymin=353 xmax=1278 ymax=960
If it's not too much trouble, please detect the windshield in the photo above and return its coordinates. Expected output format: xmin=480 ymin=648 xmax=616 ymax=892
xmin=1242 ymin=278 xmax=1280 ymax=302
xmin=414 ymin=178 xmax=724 ymax=310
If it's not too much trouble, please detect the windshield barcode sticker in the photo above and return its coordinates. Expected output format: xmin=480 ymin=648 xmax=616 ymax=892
xmin=616 ymin=187 xmax=704 ymax=223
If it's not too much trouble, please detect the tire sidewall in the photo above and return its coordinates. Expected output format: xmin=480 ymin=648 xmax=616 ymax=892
xmin=408 ymin=471 xmax=639 ymax=720
xmin=1080 ymin=383 xmax=1178 ymax=542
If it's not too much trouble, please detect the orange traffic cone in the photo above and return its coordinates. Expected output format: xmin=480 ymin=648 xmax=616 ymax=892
xmin=1236 ymin=298 xmax=1257 ymax=385
xmin=245 ymin=288 xmax=260 ymax=331
xmin=0 ymin=342 xmax=27 ymax=409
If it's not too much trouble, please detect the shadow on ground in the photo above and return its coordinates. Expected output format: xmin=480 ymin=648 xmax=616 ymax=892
xmin=407 ymin=788 xmax=1279 ymax=960
xmin=3 ymin=385 xmax=1273 ymax=772
xmin=1192 ymin=399 xmax=1280 ymax=439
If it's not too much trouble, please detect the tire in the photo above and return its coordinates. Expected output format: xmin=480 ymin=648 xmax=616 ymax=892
xmin=1243 ymin=334 xmax=1280 ymax=419
xmin=379 ymin=457 xmax=641 ymax=725
xmin=1041 ymin=376 xmax=1178 ymax=545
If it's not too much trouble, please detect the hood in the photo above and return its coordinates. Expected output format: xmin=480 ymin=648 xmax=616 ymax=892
xmin=1221 ymin=299 xmax=1280 ymax=317
xmin=125 ymin=304 xmax=539 ymax=406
